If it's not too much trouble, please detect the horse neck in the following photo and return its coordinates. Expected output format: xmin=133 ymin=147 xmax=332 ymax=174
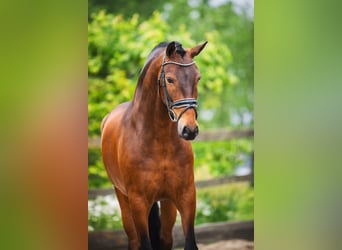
xmin=131 ymin=56 xmax=176 ymax=135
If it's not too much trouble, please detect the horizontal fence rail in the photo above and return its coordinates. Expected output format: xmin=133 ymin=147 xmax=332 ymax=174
xmin=88 ymin=174 xmax=253 ymax=199
xmin=88 ymin=128 xmax=254 ymax=148
xmin=195 ymin=174 xmax=253 ymax=188
xmin=88 ymin=220 xmax=254 ymax=250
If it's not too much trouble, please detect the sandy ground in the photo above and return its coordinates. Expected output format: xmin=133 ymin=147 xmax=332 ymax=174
xmin=175 ymin=240 xmax=254 ymax=250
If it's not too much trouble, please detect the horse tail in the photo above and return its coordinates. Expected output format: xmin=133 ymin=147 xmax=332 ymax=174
xmin=148 ymin=202 xmax=161 ymax=250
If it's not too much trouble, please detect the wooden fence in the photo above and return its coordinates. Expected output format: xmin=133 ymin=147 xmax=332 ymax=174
xmin=88 ymin=128 xmax=254 ymax=198
xmin=88 ymin=174 xmax=253 ymax=199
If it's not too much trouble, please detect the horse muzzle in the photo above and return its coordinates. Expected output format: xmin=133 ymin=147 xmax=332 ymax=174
xmin=180 ymin=125 xmax=199 ymax=140
xmin=177 ymin=107 xmax=199 ymax=140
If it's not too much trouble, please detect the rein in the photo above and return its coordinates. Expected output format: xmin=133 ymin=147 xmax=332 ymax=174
xmin=158 ymin=56 xmax=198 ymax=122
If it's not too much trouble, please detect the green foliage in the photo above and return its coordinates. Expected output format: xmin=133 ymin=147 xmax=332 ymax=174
xmin=193 ymin=138 xmax=253 ymax=178
xmin=88 ymin=1 xmax=254 ymax=129
xmin=88 ymin=0 xmax=165 ymax=20
xmin=88 ymin=10 xmax=235 ymax=137
xmin=88 ymin=147 xmax=112 ymax=188
xmin=88 ymin=1 xmax=254 ymax=229
xmin=161 ymin=0 xmax=254 ymax=128
xmin=196 ymin=183 xmax=254 ymax=224
xmin=88 ymin=195 xmax=122 ymax=231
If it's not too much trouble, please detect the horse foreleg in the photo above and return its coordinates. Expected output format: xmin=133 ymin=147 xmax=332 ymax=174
xmin=176 ymin=186 xmax=198 ymax=250
xmin=115 ymin=188 xmax=139 ymax=250
xmin=128 ymin=193 xmax=153 ymax=250
xmin=160 ymin=200 xmax=177 ymax=250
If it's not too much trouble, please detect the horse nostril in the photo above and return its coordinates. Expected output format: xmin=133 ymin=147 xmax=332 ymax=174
xmin=181 ymin=126 xmax=199 ymax=140
xmin=182 ymin=126 xmax=191 ymax=139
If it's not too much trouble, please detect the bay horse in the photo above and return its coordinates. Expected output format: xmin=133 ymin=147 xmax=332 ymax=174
xmin=101 ymin=41 xmax=207 ymax=250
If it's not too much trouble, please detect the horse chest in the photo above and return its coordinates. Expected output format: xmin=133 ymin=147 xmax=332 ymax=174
xmin=125 ymin=145 xmax=193 ymax=176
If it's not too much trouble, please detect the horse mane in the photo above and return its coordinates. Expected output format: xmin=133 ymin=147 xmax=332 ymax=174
xmin=139 ymin=42 xmax=168 ymax=76
xmin=135 ymin=42 xmax=168 ymax=94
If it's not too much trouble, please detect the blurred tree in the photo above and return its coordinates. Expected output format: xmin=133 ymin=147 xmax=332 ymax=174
xmin=160 ymin=0 xmax=254 ymax=128
xmin=88 ymin=0 xmax=165 ymax=20
xmin=88 ymin=0 xmax=253 ymax=129
xmin=88 ymin=11 xmax=234 ymax=137
xmin=87 ymin=2 xmax=254 ymax=224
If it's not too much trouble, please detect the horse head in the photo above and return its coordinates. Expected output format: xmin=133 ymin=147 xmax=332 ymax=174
xmin=159 ymin=41 xmax=207 ymax=140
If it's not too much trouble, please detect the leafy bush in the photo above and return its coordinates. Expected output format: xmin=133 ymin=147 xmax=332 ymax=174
xmin=88 ymin=10 xmax=254 ymax=230
xmin=88 ymin=147 xmax=112 ymax=188
xmin=88 ymin=195 xmax=122 ymax=231
xmin=88 ymin=10 xmax=235 ymax=137
xmin=196 ymin=182 xmax=254 ymax=224
xmin=193 ymin=138 xmax=253 ymax=178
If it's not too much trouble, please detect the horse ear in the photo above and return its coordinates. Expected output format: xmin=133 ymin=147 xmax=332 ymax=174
xmin=189 ymin=41 xmax=208 ymax=58
xmin=166 ymin=41 xmax=176 ymax=58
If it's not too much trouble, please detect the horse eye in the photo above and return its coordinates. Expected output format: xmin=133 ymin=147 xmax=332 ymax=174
xmin=166 ymin=78 xmax=174 ymax=84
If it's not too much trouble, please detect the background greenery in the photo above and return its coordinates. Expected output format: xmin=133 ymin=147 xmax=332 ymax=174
xmin=88 ymin=0 xmax=254 ymax=230
xmin=1 ymin=1 xmax=340 ymax=249
xmin=89 ymin=182 xmax=254 ymax=231
xmin=88 ymin=0 xmax=253 ymax=137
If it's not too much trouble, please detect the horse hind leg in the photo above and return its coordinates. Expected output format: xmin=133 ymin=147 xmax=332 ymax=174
xmin=160 ymin=200 xmax=177 ymax=250
xmin=115 ymin=188 xmax=139 ymax=250
xmin=148 ymin=202 xmax=161 ymax=250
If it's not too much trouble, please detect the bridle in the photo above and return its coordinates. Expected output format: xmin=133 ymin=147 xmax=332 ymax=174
xmin=158 ymin=56 xmax=198 ymax=122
